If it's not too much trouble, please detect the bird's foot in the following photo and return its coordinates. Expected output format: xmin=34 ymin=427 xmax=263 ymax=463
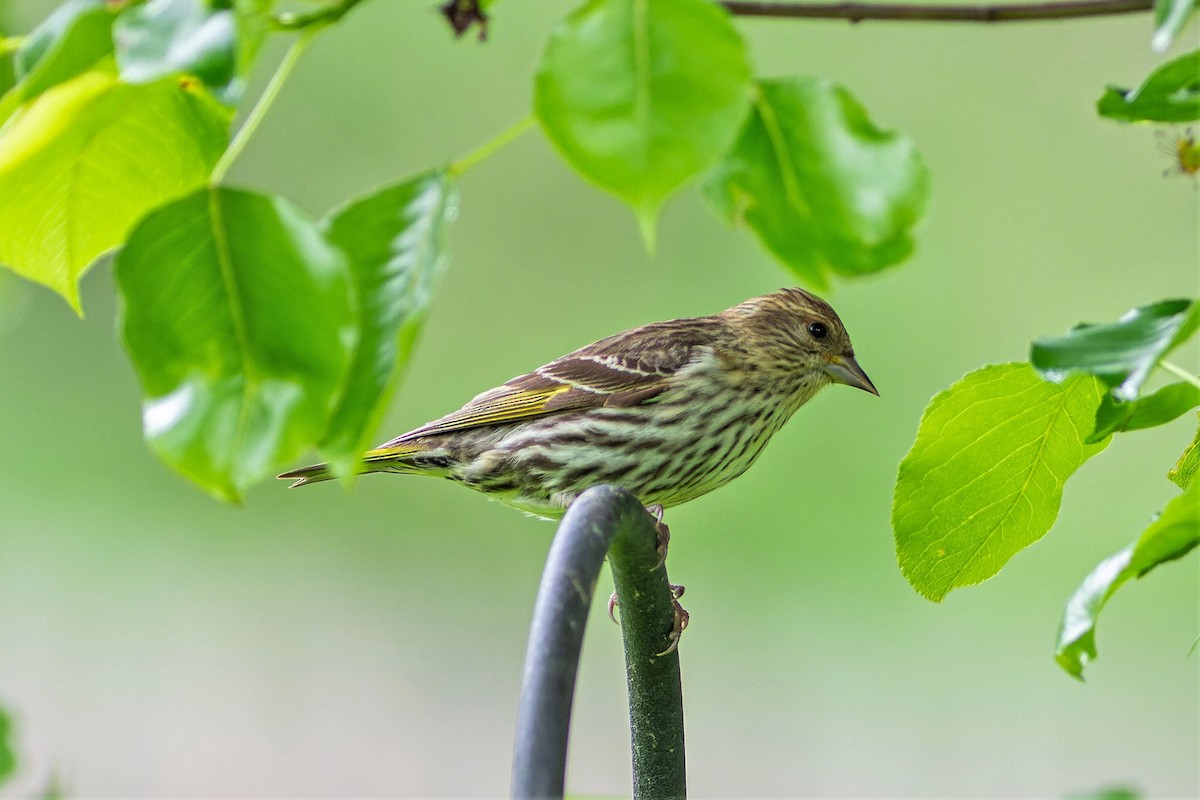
xmin=608 ymin=583 xmax=690 ymax=656
xmin=607 ymin=505 xmax=684 ymax=650
xmin=659 ymin=583 xmax=689 ymax=656
xmin=645 ymin=503 xmax=670 ymax=570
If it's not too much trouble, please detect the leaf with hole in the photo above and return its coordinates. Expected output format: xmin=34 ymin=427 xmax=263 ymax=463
xmin=1031 ymin=299 xmax=1197 ymax=402
xmin=703 ymin=78 xmax=928 ymax=289
xmin=115 ymin=187 xmax=357 ymax=502
xmin=893 ymin=363 xmax=1108 ymax=602
xmin=534 ymin=0 xmax=751 ymax=245
xmin=318 ymin=170 xmax=458 ymax=479
xmin=1097 ymin=50 xmax=1200 ymax=123
xmin=1056 ymin=481 xmax=1199 ymax=678
xmin=0 ymin=69 xmax=229 ymax=312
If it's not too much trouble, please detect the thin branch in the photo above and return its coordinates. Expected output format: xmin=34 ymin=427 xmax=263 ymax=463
xmin=721 ymin=0 xmax=1152 ymax=23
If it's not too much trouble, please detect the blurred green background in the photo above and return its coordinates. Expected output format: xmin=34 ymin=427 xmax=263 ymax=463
xmin=1 ymin=0 xmax=1197 ymax=795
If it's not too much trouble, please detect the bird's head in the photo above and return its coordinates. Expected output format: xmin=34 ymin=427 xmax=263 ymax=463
xmin=720 ymin=287 xmax=878 ymax=396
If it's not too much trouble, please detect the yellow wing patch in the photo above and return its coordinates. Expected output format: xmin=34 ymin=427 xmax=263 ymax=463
xmin=363 ymin=441 xmax=428 ymax=461
xmin=387 ymin=384 xmax=578 ymax=444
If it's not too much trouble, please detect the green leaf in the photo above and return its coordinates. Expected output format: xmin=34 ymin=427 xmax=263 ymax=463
xmin=0 ymin=46 xmax=14 ymax=99
xmin=0 ymin=706 xmax=14 ymax=787
xmin=1089 ymin=381 xmax=1200 ymax=442
xmin=893 ymin=363 xmax=1109 ymax=602
xmin=1169 ymin=413 xmax=1200 ymax=488
xmin=114 ymin=0 xmax=240 ymax=104
xmin=1056 ymin=482 xmax=1199 ymax=679
xmin=703 ymin=78 xmax=928 ymax=289
xmin=1031 ymin=299 xmax=1196 ymax=402
xmin=534 ymin=0 xmax=751 ymax=245
xmin=318 ymin=171 xmax=457 ymax=478
xmin=115 ymin=187 xmax=357 ymax=502
xmin=0 ymin=0 xmax=115 ymax=123
xmin=1097 ymin=50 xmax=1200 ymax=123
xmin=1152 ymin=0 xmax=1196 ymax=52
xmin=0 ymin=69 xmax=229 ymax=312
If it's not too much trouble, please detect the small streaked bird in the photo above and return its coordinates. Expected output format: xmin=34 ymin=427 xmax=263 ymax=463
xmin=279 ymin=288 xmax=877 ymax=518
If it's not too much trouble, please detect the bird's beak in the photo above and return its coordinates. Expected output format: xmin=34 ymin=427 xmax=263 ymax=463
xmin=825 ymin=354 xmax=879 ymax=396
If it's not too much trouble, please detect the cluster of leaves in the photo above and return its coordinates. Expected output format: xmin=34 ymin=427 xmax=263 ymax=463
xmin=892 ymin=300 xmax=1200 ymax=678
xmin=887 ymin=3 xmax=1199 ymax=679
xmin=534 ymin=0 xmax=929 ymax=277
xmin=0 ymin=0 xmax=1195 ymax=679
xmin=1095 ymin=35 xmax=1200 ymax=176
xmin=1097 ymin=5 xmax=1199 ymax=178
xmin=0 ymin=0 xmax=457 ymax=501
xmin=0 ymin=0 xmax=930 ymax=500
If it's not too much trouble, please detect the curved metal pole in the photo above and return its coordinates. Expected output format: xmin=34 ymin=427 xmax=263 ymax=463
xmin=511 ymin=485 xmax=686 ymax=799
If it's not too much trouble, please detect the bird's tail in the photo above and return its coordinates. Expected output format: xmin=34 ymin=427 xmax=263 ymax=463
xmin=278 ymin=442 xmax=436 ymax=487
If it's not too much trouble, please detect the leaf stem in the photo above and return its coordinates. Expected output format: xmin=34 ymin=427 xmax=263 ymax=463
xmin=448 ymin=115 xmax=536 ymax=177
xmin=210 ymin=31 xmax=316 ymax=186
xmin=1159 ymin=360 xmax=1200 ymax=391
xmin=722 ymin=0 xmax=1151 ymax=22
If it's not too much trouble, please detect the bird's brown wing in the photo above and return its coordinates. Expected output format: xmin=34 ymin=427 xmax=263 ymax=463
xmin=371 ymin=319 xmax=721 ymax=450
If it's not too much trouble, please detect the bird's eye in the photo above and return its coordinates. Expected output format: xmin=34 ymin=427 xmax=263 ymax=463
xmin=807 ymin=322 xmax=828 ymax=340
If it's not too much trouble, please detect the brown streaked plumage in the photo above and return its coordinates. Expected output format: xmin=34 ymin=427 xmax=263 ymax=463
xmin=279 ymin=288 xmax=877 ymax=518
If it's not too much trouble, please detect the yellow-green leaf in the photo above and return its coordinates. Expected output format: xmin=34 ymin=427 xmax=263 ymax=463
xmin=893 ymin=363 xmax=1109 ymax=601
xmin=0 ymin=69 xmax=229 ymax=312
xmin=1169 ymin=413 xmax=1200 ymax=489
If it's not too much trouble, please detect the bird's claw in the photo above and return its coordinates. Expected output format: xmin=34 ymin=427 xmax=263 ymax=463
xmin=645 ymin=503 xmax=670 ymax=571
xmin=609 ymin=506 xmax=686 ymax=653
xmin=658 ymin=583 xmax=689 ymax=656
xmin=610 ymin=582 xmax=689 ymax=654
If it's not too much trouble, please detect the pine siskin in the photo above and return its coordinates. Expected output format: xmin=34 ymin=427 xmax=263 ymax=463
xmin=280 ymin=287 xmax=877 ymax=518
